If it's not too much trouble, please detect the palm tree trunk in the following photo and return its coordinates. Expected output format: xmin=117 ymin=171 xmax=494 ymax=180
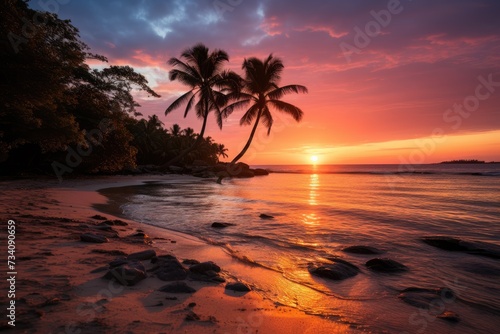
xmin=230 ymin=109 xmax=262 ymax=165
xmin=217 ymin=110 xmax=262 ymax=184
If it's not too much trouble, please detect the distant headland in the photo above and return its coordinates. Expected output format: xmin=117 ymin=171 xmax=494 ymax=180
xmin=440 ymin=159 xmax=499 ymax=164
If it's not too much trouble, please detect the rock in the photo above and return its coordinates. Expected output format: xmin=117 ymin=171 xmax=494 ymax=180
xmin=182 ymin=259 xmax=200 ymax=265
xmin=365 ymin=258 xmax=408 ymax=273
xmin=158 ymin=281 xmax=196 ymax=294
xmin=259 ymin=214 xmax=274 ymax=219
xmin=185 ymin=310 xmax=200 ymax=321
xmin=308 ymin=259 xmax=359 ymax=281
xmin=422 ymin=236 xmax=500 ymax=259
xmin=103 ymin=262 xmax=147 ymax=286
xmin=437 ymin=311 xmax=460 ymax=322
xmin=90 ymin=266 xmax=109 ymax=273
xmin=398 ymin=287 xmax=456 ymax=309
xmin=188 ymin=302 xmax=196 ymax=308
xmin=90 ymin=215 xmax=108 ymax=220
xmin=252 ymin=168 xmax=269 ymax=176
xmin=91 ymin=249 xmax=127 ymax=256
xmin=225 ymin=282 xmax=251 ymax=292
xmin=211 ymin=222 xmax=235 ymax=228
xmin=342 ymin=245 xmax=383 ymax=255
xmin=99 ymin=219 xmax=128 ymax=226
xmin=127 ymin=249 xmax=156 ymax=261
xmin=93 ymin=225 xmax=116 ymax=232
xmin=154 ymin=255 xmax=188 ymax=281
xmin=189 ymin=261 xmax=221 ymax=274
xmin=80 ymin=233 xmax=109 ymax=243
xmin=109 ymin=257 xmax=128 ymax=268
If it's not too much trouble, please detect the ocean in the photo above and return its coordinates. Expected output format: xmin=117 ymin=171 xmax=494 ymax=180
xmin=99 ymin=164 xmax=500 ymax=333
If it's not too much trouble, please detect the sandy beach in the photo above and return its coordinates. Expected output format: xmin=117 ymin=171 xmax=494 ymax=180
xmin=0 ymin=175 xmax=352 ymax=334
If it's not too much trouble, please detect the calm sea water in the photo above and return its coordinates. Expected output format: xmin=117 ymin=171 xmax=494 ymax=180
xmin=102 ymin=164 xmax=500 ymax=333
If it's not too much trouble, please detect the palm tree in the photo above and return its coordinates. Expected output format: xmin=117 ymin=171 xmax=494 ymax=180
xmin=162 ymin=43 xmax=241 ymax=167
xmin=222 ymin=54 xmax=307 ymax=169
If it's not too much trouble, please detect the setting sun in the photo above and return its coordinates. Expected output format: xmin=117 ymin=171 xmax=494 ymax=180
xmin=310 ymin=155 xmax=318 ymax=163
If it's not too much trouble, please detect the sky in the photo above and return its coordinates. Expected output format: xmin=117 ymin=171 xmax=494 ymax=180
xmin=31 ymin=0 xmax=500 ymax=165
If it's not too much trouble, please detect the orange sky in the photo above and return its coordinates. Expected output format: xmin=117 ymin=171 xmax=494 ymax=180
xmin=33 ymin=0 xmax=500 ymax=164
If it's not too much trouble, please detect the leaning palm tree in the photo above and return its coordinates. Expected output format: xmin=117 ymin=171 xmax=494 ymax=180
xmin=162 ymin=43 xmax=241 ymax=167
xmin=222 ymin=54 xmax=307 ymax=169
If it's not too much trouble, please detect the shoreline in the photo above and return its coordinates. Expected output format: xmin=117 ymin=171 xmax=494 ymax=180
xmin=0 ymin=175 xmax=351 ymax=333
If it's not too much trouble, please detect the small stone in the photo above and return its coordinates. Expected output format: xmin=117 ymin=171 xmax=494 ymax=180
xmin=80 ymin=233 xmax=109 ymax=243
xmin=308 ymin=259 xmax=359 ymax=281
xmin=90 ymin=215 xmax=108 ymax=220
xmin=185 ymin=311 xmax=200 ymax=321
xmin=103 ymin=262 xmax=147 ymax=286
xmin=127 ymin=249 xmax=156 ymax=261
xmin=182 ymin=259 xmax=200 ymax=265
xmin=342 ymin=245 xmax=383 ymax=255
xmin=259 ymin=214 xmax=274 ymax=219
xmin=225 ymin=282 xmax=251 ymax=292
xmin=158 ymin=281 xmax=196 ymax=294
xmin=188 ymin=302 xmax=196 ymax=308
xmin=211 ymin=222 xmax=235 ymax=228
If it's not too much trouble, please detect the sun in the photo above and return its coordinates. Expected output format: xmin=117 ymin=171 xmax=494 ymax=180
xmin=310 ymin=155 xmax=318 ymax=163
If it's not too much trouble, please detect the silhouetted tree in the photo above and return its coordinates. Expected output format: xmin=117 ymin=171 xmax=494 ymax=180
xmin=163 ymin=43 xmax=241 ymax=167
xmin=221 ymin=55 xmax=307 ymax=168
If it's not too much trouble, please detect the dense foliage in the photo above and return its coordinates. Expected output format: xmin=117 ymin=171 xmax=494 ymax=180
xmin=0 ymin=1 xmax=228 ymax=177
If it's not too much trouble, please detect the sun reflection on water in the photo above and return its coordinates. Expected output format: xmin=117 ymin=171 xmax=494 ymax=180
xmin=308 ymin=173 xmax=320 ymax=206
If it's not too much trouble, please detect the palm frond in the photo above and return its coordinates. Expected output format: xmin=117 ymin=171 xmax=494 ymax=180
xmin=169 ymin=69 xmax=198 ymax=87
xmin=165 ymin=90 xmax=194 ymax=115
xmin=240 ymin=104 xmax=260 ymax=126
xmin=267 ymin=85 xmax=308 ymax=100
xmin=268 ymin=100 xmax=304 ymax=122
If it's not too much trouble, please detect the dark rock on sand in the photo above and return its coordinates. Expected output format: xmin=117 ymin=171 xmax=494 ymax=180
xmin=422 ymin=236 xmax=500 ymax=259
xmin=109 ymin=257 xmax=128 ymax=268
xmin=91 ymin=249 xmax=127 ymax=256
xmin=259 ymin=213 xmax=274 ymax=219
xmin=185 ymin=310 xmax=200 ymax=321
xmin=158 ymin=281 xmax=196 ymax=294
xmin=398 ymin=287 xmax=455 ymax=309
xmin=343 ymin=245 xmax=383 ymax=255
xmin=189 ymin=261 xmax=221 ymax=274
xmin=225 ymin=282 xmax=251 ymax=292
xmin=437 ymin=311 xmax=461 ymax=323
xmin=211 ymin=222 xmax=236 ymax=228
xmin=80 ymin=233 xmax=109 ymax=243
xmin=182 ymin=259 xmax=200 ymax=265
xmin=308 ymin=259 xmax=359 ymax=280
xmin=365 ymin=258 xmax=408 ymax=273
xmin=127 ymin=249 xmax=156 ymax=261
xmin=100 ymin=219 xmax=128 ymax=226
xmin=90 ymin=215 xmax=108 ymax=220
xmin=103 ymin=262 xmax=147 ymax=286
xmin=154 ymin=255 xmax=188 ymax=281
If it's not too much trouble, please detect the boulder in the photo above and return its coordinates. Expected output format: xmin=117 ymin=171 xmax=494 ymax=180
xmin=158 ymin=281 xmax=196 ymax=294
xmin=189 ymin=261 xmax=221 ymax=274
xmin=109 ymin=257 xmax=128 ymax=268
xmin=398 ymin=287 xmax=455 ymax=309
xmin=308 ymin=259 xmax=359 ymax=281
xmin=153 ymin=255 xmax=188 ymax=281
xmin=225 ymin=282 xmax=251 ymax=292
xmin=422 ymin=236 xmax=500 ymax=259
xmin=103 ymin=262 xmax=147 ymax=286
xmin=90 ymin=215 xmax=108 ymax=220
xmin=342 ymin=245 xmax=383 ymax=255
xmin=127 ymin=249 xmax=156 ymax=261
xmin=80 ymin=233 xmax=109 ymax=243
xmin=365 ymin=258 xmax=408 ymax=273
xmin=211 ymin=222 xmax=235 ymax=228
xmin=252 ymin=168 xmax=269 ymax=176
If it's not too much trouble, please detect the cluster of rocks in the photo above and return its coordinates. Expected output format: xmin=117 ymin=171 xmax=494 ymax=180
xmin=175 ymin=161 xmax=270 ymax=179
xmin=120 ymin=160 xmax=270 ymax=180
